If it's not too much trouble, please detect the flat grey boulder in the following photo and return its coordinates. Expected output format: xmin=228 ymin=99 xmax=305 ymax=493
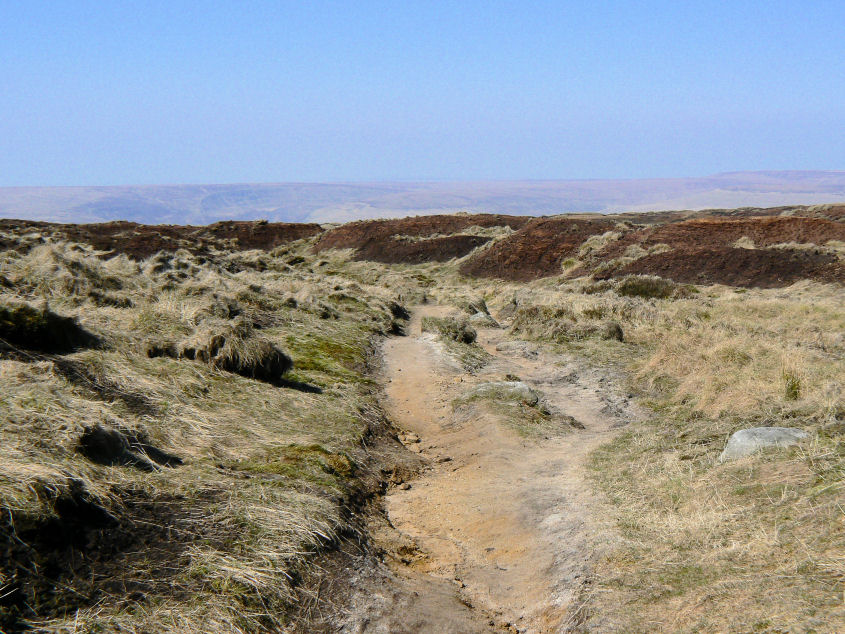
xmin=468 ymin=311 xmax=500 ymax=328
xmin=719 ymin=427 xmax=810 ymax=462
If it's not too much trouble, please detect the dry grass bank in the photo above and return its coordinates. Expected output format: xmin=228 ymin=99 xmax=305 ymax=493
xmin=0 ymin=233 xmax=416 ymax=632
xmin=3 ymin=213 xmax=843 ymax=632
xmin=571 ymin=282 xmax=844 ymax=631
xmin=331 ymin=248 xmax=844 ymax=630
xmin=466 ymin=276 xmax=844 ymax=631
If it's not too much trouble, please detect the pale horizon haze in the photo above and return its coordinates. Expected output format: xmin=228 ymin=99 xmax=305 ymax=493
xmin=2 ymin=1 xmax=844 ymax=187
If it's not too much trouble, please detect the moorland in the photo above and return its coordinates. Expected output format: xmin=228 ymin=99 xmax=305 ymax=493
xmin=0 ymin=203 xmax=843 ymax=632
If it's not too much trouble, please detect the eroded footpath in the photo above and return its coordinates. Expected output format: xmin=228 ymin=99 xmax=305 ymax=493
xmin=327 ymin=306 xmax=638 ymax=633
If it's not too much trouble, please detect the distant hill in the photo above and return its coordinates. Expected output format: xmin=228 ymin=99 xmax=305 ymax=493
xmin=1 ymin=171 xmax=844 ymax=224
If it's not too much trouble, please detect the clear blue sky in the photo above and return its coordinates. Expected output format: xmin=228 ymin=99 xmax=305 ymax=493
xmin=2 ymin=1 xmax=843 ymax=185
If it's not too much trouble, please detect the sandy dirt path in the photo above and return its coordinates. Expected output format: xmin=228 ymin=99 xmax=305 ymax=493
xmin=370 ymin=306 xmax=634 ymax=632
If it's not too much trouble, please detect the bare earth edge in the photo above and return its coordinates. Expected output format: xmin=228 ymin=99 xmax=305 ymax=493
xmin=296 ymin=307 xmax=639 ymax=633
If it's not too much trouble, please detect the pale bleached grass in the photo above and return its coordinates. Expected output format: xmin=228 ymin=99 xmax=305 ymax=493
xmin=0 ymin=236 xmax=411 ymax=632
xmin=578 ymin=230 xmax=622 ymax=257
xmin=327 ymin=252 xmax=845 ymax=631
xmin=6 ymin=229 xmax=836 ymax=631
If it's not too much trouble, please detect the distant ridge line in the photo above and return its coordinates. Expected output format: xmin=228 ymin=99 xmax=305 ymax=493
xmin=1 ymin=171 xmax=844 ymax=225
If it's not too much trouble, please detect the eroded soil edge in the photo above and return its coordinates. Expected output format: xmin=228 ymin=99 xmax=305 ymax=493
xmin=307 ymin=306 xmax=638 ymax=633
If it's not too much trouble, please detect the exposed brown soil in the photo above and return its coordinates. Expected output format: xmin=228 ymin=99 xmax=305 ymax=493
xmin=297 ymin=542 xmax=495 ymax=634
xmin=603 ymin=216 xmax=845 ymax=260
xmin=459 ymin=217 xmax=617 ymax=281
xmin=319 ymin=306 xmax=635 ymax=632
xmin=289 ymin=305 xmax=639 ymax=631
xmin=599 ymin=246 xmax=845 ymax=288
xmin=353 ymin=235 xmax=492 ymax=264
xmin=0 ymin=219 xmax=323 ymax=259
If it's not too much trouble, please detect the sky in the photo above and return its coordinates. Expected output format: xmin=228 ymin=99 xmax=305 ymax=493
xmin=1 ymin=1 xmax=844 ymax=186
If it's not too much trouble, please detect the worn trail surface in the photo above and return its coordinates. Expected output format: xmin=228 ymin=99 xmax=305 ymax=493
xmin=337 ymin=306 xmax=636 ymax=632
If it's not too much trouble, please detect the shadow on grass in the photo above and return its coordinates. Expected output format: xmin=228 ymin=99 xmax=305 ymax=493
xmin=275 ymin=377 xmax=324 ymax=394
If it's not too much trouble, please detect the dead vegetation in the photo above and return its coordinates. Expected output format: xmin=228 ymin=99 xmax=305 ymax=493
xmin=327 ymin=223 xmax=842 ymax=631
xmin=1 ymin=207 xmax=843 ymax=632
xmin=0 ymin=228 xmax=413 ymax=632
xmin=485 ymin=281 xmax=844 ymax=631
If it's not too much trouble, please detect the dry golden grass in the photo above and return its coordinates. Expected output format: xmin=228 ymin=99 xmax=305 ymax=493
xmin=3 ymin=220 xmax=843 ymax=632
xmin=453 ymin=275 xmax=844 ymax=632
xmin=344 ymin=251 xmax=844 ymax=631
xmin=0 ymin=234 xmax=414 ymax=632
xmin=579 ymin=283 xmax=844 ymax=631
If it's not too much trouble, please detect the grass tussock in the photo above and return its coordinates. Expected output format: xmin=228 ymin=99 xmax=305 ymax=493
xmin=421 ymin=315 xmax=477 ymax=344
xmin=614 ymin=274 xmax=697 ymax=299
xmin=486 ymin=278 xmax=844 ymax=631
xmin=420 ymin=315 xmax=491 ymax=371
xmin=510 ymin=304 xmax=625 ymax=344
xmin=451 ymin=380 xmax=581 ymax=436
xmin=148 ymin=317 xmax=293 ymax=383
xmin=0 ymin=234 xmax=410 ymax=632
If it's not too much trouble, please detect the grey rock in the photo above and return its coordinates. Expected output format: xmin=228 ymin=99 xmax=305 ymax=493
xmin=719 ymin=427 xmax=810 ymax=462
xmin=468 ymin=311 xmax=500 ymax=328
xmin=531 ymin=368 xmax=577 ymax=385
xmin=466 ymin=297 xmax=490 ymax=315
xmin=496 ymin=297 xmax=519 ymax=322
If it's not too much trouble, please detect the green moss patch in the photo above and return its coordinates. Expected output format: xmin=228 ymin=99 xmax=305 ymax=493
xmin=231 ymin=444 xmax=356 ymax=488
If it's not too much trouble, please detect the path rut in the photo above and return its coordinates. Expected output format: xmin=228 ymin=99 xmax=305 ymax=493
xmin=337 ymin=306 xmax=634 ymax=632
